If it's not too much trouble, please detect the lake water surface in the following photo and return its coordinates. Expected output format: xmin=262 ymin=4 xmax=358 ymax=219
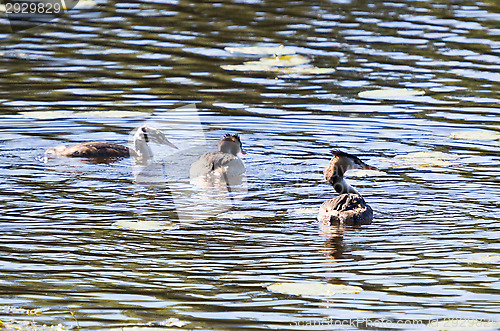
xmin=0 ymin=0 xmax=499 ymax=330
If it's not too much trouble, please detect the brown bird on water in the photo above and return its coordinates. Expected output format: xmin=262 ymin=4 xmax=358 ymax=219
xmin=47 ymin=125 xmax=177 ymax=163
xmin=318 ymin=150 xmax=378 ymax=226
xmin=190 ymin=134 xmax=246 ymax=185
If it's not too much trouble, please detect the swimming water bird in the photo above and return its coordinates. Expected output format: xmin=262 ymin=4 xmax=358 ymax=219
xmin=190 ymin=134 xmax=246 ymax=186
xmin=47 ymin=125 xmax=177 ymax=164
xmin=318 ymin=150 xmax=378 ymax=226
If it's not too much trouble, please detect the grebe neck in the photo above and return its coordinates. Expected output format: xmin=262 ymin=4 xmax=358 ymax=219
xmin=326 ymin=169 xmax=360 ymax=195
xmin=134 ymin=136 xmax=153 ymax=162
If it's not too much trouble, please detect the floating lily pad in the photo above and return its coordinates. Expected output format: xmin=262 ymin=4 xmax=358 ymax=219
xmin=114 ymin=221 xmax=179 ymax=231
xmin=428 ymin=319 xmax=500 ymax=331
xmin=0 ymin=306 xmax=43 ymax=315
xmin=277 ymin=67 xmax=335 ymax=75
xmin=287 ymin=207 xmax=319 ymax=214
xmin=225 ymin=45 xmax=295 ymax=56
xmin=0 ymin=320 xmax=68 ymax=331
xmin=106 ymin=318 xmax=188 ymax=330
xmin=358 ymin=88 xmax=425 ymax=100
xmin=78 ymin=110 xmax=141 ymax=117
xmin=217 ymin=211 xmax=275 ymax=219
xmin=449 ymin=130 xmax=500 ymax=141
xmin=246 ymin=55 xmax=310 ymax=67
xmin=221 ymin=64 xmax=334 ymax=75
xmin=348 ymin=169 xmax=385 ymax=177
xmin=394 ymin=151 xmax=458 ymax=167
xmin=155 ymin=318 xmax=187 ymax=327
xmin=267 ymin=282 xmax=363 ymax=297
xmin=3 ymin=111 xmax=72 ymax=120
xmin=457 ymin=254 xmax=500 ymax=264
xmin=221 ymin=64 xmax=273 ymax=72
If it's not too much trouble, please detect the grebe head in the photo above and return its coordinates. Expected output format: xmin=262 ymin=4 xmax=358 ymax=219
xmin=330 ymin=150 xmax=378 ymax=173
xmin=324 ymin=150 xmax=378 ymax=189
xmin=135 ymin=125 xmax=178 ymax=149
xmin=218 ymin=134 xmax=246 ymax=155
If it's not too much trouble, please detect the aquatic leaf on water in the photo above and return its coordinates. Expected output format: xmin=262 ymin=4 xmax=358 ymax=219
xmin=276 ymin=67 xmax=335 ymax=75
xmin=457 ymin=254 xmax=500 ymax=264
xmin=224 ymin=45 xmax=295 ymax=56
xmin=217 ymin=211 xmax=275 ymax=219
xmin=428 ymin=319 xmax=500 ymax=331
xmin=155 ymin=318 xmax=188 ymax=327
xmin=223 ymin=47 xmax=333 ymax=75
xmin=221 ymin=64 xmax=273 ymax=72
xmin=114 ymin=221 xmax=179 ymax=231
xmin=77 ymin=110 xmax=142 ymax=117
xmin=246 ymin=55 xmax=310 ymax=67
xmin=221 ymin=64 xmax=334 ymax=75
xmin=267 ymin=282 xmax=363 ymax=297
xmin=3 ymin=111 xmax=72 ymax=120
xmin=107 ymin=328 xmax=179 ymax=331
xmin=106 ymin=318 xmax=188 ymax=330
xmin=287 ymin=207 xmax=319 ymax=214
xmin=358 ymin=88 xmax=425 ymax=100
xmin=0 ymin=320 xmax=68 ymax=331
xmin=348 ymin=169 xmax=385 ymax=177
xmin=0 ymin=306 xmax=43 ymax=315
xmin=393 ymin=151 xmax=459 ymax=167
xmin=449 ymin=130 xmax=500 ymax=141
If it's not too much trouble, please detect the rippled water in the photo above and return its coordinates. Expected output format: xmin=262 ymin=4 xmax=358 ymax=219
xmin=1 ymin=0 xmax=499 ymax=330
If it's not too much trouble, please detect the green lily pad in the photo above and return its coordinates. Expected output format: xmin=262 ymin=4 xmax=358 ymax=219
xmin=393 ymin=151 xmax=459 ymax=167
xmin=428 ymin=319 xmax=500 ymax=331
xmin=221 ymin=63 xmax=273 ymax=72
xmin=114 ymin=221 xmax=179 ymax=231
xmin=287 ymin=207 xmax=319 ymax=214
xmin=0 ymin=306 xmax=43 ymax=315
xmin=246 ymin=55 xmax=310 ymax=67
xmin=449 ymin=130 xmax=500 ymax=141
xmin=221 ymin=63 xmax=334 ymax=75
xmin=106 ymin=318 xmax=188 ymax=330
xmin=3 ymin=111 xmax=72 ymax=120
xmin=267 ymin=282 xmax=363 ymax=297
xmin=0 ymin=320 xmax=68 ymax=331
xmin=348 ymin=169 xmax=385 ymax=177
xmin=225 ymin=45 xmax=295 ymax=56
xmin=78 ymin=110 xmax=141 ymax=117
xmin=457 ymin=254 xmax=500 ymax=264
xmin=276 ymin=66 xmax=335 ymax=75
xmin=358 ymin=88 xmax=425 ymax=100
xmin=217 ymin=211 xmax=275 ymax=219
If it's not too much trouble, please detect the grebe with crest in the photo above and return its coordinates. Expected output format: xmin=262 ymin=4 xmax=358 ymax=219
xmin=318 ymin=150 xmax=378 ymax=226
xmin=46 ymin=125 xmax=177 ymax=164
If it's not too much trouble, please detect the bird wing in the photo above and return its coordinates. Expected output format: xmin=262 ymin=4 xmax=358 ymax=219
xmin=61 ymin=142 xmax=130 ymax=158
xmin=190 ymin=152 xmax=245 ymax=178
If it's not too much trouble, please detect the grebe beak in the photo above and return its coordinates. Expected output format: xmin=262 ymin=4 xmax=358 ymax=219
xmin=360 ymin=161 xmax=378 ymax=171
xmin=241 ymin=150 xmax=247 ymax=155
xmin=156 ymin=135 xmax=178 ymax=149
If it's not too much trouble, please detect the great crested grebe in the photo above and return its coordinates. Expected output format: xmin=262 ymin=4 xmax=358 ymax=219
xmin=318 ymin=150 xmax=378 ymax=226
xmin=47 ymin=125 xmax=177 ymax=163
xmin=190 ymin=134 xmax=246 ymax=184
